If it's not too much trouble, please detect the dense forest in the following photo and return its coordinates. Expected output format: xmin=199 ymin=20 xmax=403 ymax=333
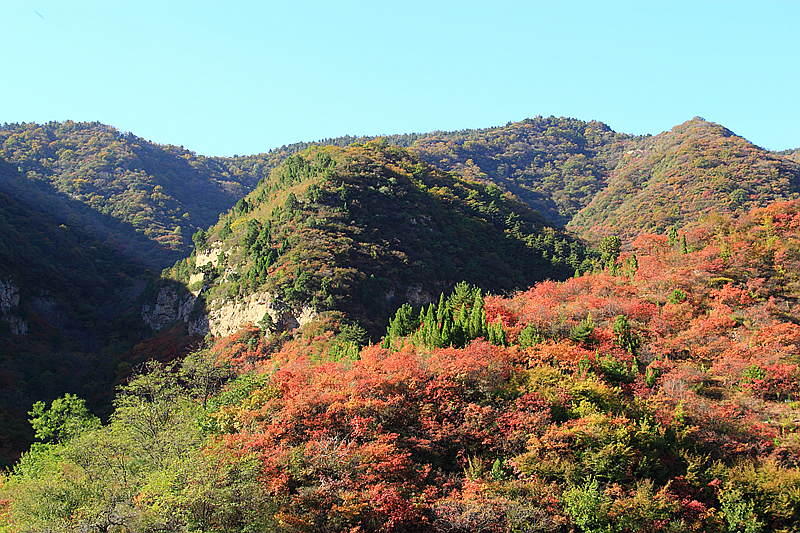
xmin=1 ymin=117 xmax=800 ymax=531
xmin=0 ymin=156 xmax=161 ymax=466
xmin=569 ymin=118 xmax=800 ymax=241
xmin=0 ymin=122 xmax=272 ymax=267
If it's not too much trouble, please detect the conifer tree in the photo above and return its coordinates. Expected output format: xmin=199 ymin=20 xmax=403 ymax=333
xmin=436 ymin=292 xmax=447 ymax=324
xmin=668 ymin=226 xmax=679 ymax=246
xmin=453 ymin=303 xmax=469 ymax=348
xmin=488 ymin=320 xmax=507 ymax=347
xmin=468 ymin=292 xmax=487 ymax=340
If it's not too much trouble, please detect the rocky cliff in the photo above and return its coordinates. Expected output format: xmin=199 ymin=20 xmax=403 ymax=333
xmin=203 ymin=292 xmax=317 ymax=338
xmin=142 ymin=285 xmax=316 ymax=338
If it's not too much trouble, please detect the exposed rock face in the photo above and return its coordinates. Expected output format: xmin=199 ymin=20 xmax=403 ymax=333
xmin=405 ymin=284 xmax=433 ymax=306
xmin=205 ymin=292 xmax=317 ymax=338
xmin=195 ymin=246 xmax=224 ymax=268
xmin=142 ymin=284 xmax=316 ymax=339
xmin=4 ymin=315 xmax=27 ymax=335
xmin=0 ymin=280 xmax=20 ymax=311
xmin=141 ymin=286 xmax=197 ymax=331
xmin=0 ymin=279 xmax=27 ymax=335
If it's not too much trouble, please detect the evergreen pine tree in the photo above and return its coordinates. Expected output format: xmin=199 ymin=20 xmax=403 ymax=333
xmin=436 ymin=292 xmax=447 ymax=324
xmin=440 ymin=308 xmax=454 ymax=347
xmin=468 ymin=292 xmax=487 ymax=340
xmin=668 ymin=226 xmax=679 ymax=246
xmin=424 ymin=303 xmax=441 ymax=348
xmin=453 ymin=304 xmax=469 ymax=347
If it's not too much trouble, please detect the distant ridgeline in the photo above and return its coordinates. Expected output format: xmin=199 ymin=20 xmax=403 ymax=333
xmin=568 ymin=118 xmax=800 ymax=241
xmin=4 ymin=117 xmax=798 ymax=269
xmin=164 ymin=141 xmax=595 ymax=337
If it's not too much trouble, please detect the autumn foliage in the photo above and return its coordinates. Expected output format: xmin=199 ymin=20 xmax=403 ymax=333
xmin=5 ymin=199 xmax=800 ymax=532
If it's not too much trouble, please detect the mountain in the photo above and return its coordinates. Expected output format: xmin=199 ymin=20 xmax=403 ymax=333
xmin=408 ymin=116 xmax=632 ymax=226
xmin=0 ymin=121 xmax=274 ymax=268
xmin=163 ymin=140 xmax=594 ymax=338
xmin=401 ymin=117 xmax=800 ymax=244
xmin=5 ymin=118 xmax=793 ymax=261
xmin=568 ymin=118 xmax=800 ymax=241
xmin=4 ymin=198 xmax=800 ymax=532
xmin=4 ymin=116 xmax=800 ymax=531
xmin=0 ymin=116 xmax=797 ymax=462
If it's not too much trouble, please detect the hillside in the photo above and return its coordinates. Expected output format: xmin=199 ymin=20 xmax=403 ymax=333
xmin=408 ymin=116 xmax=632 ymax=226
xmin=0 ymin=156 xmax=165 ymax=464
xmin=5 ymin=118 xmax=795 ymax=259
xmin=164 ymin=141 xmax=594 ymax=337
xmin=0 ymin=122 xmax=273 ymax=267
xmin=3 ymin=114 xmax=800 ymax=520
xmin=568 ymin=118 xmax=800 ymax=241
xmin=0 ymin=117 xmax=796 ymax=452
xmin=4 ymin=198 xmax=800 ymax=532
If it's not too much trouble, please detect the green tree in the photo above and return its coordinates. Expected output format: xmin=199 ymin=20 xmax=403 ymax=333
xmin=28 ymin=394 xmax=100 ymax=445
xmin=612 ymin=315 xmax=640 ymax=356
xmin=598 ymin=235 xmax=621 ymax=263
xmin=381 ymin=303 xmax=419 ymax=348
xmin=667 ymin=226 xmax=679 ymax=246
xmin=192 ymin=228 xmax=208 ymax=251
xmin=562 ymin=477 xmax=612 ymax=533
xmin=720 ymin=487 xmax=763 ymax=533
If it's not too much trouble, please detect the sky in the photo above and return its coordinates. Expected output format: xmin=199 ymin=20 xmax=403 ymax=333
xmin=2 ymin=0 xmax=798 ymax=157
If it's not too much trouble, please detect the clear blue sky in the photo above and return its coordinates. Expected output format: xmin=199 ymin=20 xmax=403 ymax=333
xmin=2 ymin=0 xmax=798 ymax=156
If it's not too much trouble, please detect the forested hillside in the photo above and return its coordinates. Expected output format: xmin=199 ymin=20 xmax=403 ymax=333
xmin=569 ymin=118 xmax=800 ymax=241
xmin=2 ymin=116 xmax=800 ymax=531
xmin=0 ymin=122 xmax=271 ymax=267
xmin=408 ymin=116 xmax=632 ymax=226
xmin=4 ymin=198 xmax=800 ymax=532
xmin=0 ymin=156 xmax=162 ymax=465
xmin=4 ymin=118 xmax=796 ymax=262
xmin=165 ymin=140 xmax=593 ymax=337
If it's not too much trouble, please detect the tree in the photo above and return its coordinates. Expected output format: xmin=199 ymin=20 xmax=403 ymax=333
xmin=179 ymin=349 xmax=233 ymax=408
xmin=612 ymin=315 xmax=640 ymax=356
xmin=598 ymin=235 xmax=621 ymax=263
xmin=112 ymin=361 xmax=202 ymax=471
xmin=562 ymin=477 xmax=612 ymax=533
xmin=192 ymin=228 xmax=209 ymax=251
xmin=28 ymin=394 xmax=100 ymax=445
xmin=382 ymin=303 xmax=419 ymax=348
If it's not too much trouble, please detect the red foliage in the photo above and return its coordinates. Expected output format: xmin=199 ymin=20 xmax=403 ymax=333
xmin=484 ymin=294 xmax=518 ymax=327
xmin=210 ymin=198 xmax=800 ymax=529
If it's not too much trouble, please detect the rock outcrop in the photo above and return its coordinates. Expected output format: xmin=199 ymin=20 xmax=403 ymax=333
xmin=195 ymin=246 xmax=225 ymax=269
xmin=0 ymin=279 xmax=27 ymax=335
xmin=142 ymin=284 xmax=316 ymax=339
xmin=141 ymin=286 xmax=197 ymax=331
xmin=204 ymin=292 xmax=316 ymax=338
